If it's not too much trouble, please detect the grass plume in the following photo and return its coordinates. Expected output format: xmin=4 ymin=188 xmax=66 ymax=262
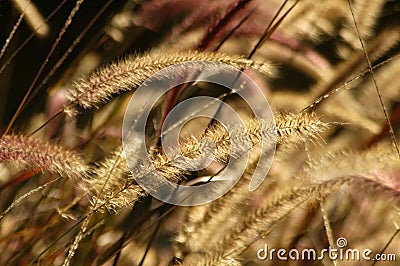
xmin=65 ymin=49 xmax=274 ymax=116
xmin=0 ymin=134 xmax=88 ymax=179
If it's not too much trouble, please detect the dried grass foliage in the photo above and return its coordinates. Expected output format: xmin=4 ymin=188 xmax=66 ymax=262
xmin=84 ymin=112 xmax=326 ymax=213
xmin=65 ymin=50 xmax=274 ymax=116
xmin=0 ymin=133 xmax=88 ymax=178
xmin=0 ymin=0 xmax=400 ymax=265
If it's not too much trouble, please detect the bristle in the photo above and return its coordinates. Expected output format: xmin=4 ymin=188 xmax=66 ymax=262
xmin=0 ymin=134 xmax=88 ymax=179
xmin=304 ymin=141 xmax=400 ymax=191
xmin=64 ymin=49 xmax=275 ymax=116
xmin=84 ymin=147 xmax=144 ymax=212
